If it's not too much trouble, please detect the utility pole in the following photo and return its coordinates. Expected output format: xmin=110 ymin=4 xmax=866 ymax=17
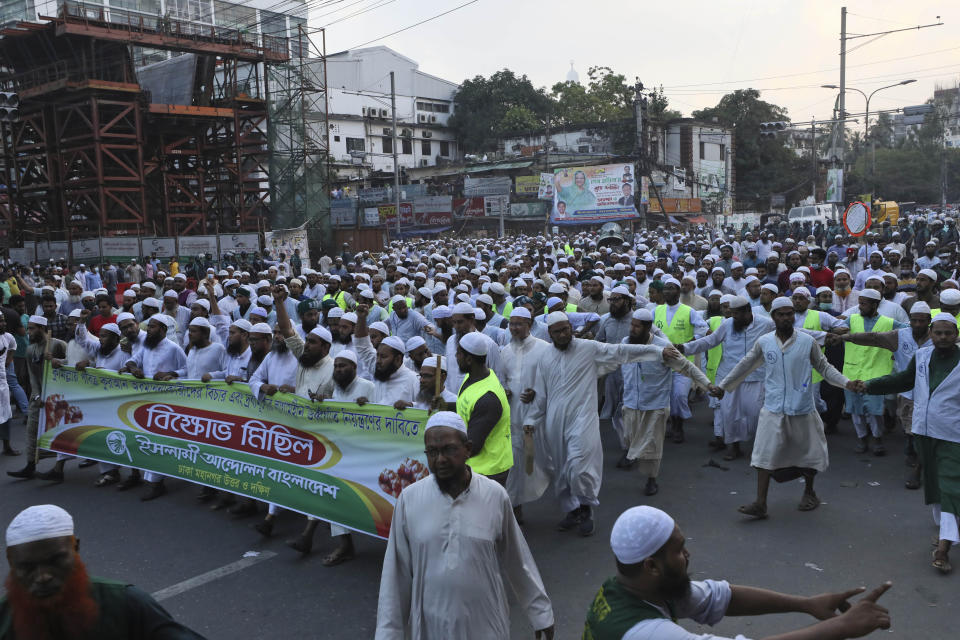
xmin=390 ymin=71 xmax=400 ymax=237
xmin=811 ymin=119 xmax=817 ymax=202
xmin=838 ymin=6 xmax=846 ymax=173
xmin=543 ymin=115 xmax=551 ymax=236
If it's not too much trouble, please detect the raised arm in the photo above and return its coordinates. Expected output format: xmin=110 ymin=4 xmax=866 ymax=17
xmin=718 ymin=340 xmax=765 ymax=392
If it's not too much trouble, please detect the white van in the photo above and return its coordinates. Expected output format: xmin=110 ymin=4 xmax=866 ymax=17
xmin=786 ymin=203 xmax=840 ymax=226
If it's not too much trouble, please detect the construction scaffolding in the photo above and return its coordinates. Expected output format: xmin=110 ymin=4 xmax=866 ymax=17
xmin=266 ymin=25 xmax=329 ymax=236
xmin=0 ymin=0 xmax=313 ymax=250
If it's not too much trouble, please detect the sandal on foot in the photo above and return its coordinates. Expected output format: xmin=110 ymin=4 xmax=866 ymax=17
xmin=723 ymin=449 xmax=743 ymax=461
xmin=798 ymin=493 xmax=820 ymax=511
xmin=738 ymin=502 xmax=768 ymax=519
xmin=932 ymin=550 xmax=952 ymax=574
xmin=321 ymin=547 xmax=355 ymax=567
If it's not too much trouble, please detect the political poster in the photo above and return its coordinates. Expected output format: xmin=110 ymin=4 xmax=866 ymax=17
xmin=640 ymin=176 xmax=650 ymax=205
xmin=264 ymin=224 xmax=310 ymax=269
xmin=178 ymin=235 xmax=218 ymax=258
xmin=101 ymin=237 xmax=142 ymax=262
xmin=218 ymin=233 xmax=261 ymax=256
xmin=537 ymin=173 xmax=555 ymax=200
xmin=8 ymin=247 xmax=34 ymax=264
xmin=464 ymin=176 xmax=511 ymax=197
xmin=508 ymin=202 xmax=549 ymax=218
xmin=331 ymin=199 xmax=358 ymax=227
xmin=72 ymin=238 xmax=101 ymax=261
xmin=142 ymin=237 xmax=177 ymax=259
xmin=515 ymin=176 xmax=540 ymax=196
xmin=378 ymin=203 xmax=414 ymax=227
xmin=551 ymin=163 xmax=638 ymax=224
xmin=39 ymin=365 xmax=430 ymax=539
xmin=826 ymin=168 xmax=844 ymax=203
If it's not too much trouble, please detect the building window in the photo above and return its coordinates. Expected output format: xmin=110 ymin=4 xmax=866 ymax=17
xmin=382 ymin=137 xmax=393 ymax=154
xmin=578 ymin=145 xmax=589 ymax=153
xmin=333 ymin=135 xmax=340 ymax=142
xmin=421 ymin=140 xmax=432 ymax=156
xmin=402 ymin=139 xmax=412 ymax=155
xmin=699 ymin=141 xmax=705 ymax=160
xmin=346 ymin=137 xmax=365 ymax=153
xmin=719 ymin=144 xmax=726 ymax=159
xmin=440 ymin=141 xmax=450 ymax=157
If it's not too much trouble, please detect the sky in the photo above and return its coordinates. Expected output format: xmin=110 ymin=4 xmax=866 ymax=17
xmin=311 ymin=0 xmax=960 ymax=124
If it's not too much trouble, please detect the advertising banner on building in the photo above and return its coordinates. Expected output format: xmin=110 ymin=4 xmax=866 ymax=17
xmin=264 ymin=224 xmax=310 ymax=269
xmin=331 ymin=199 xmax=358 ymax=227
xmin=178 ymin=235 xmax=218 ymax=258
xmin=142 ymin=237 xmax=177 ymax=259
xmin=508 ymin=202 xmax=549 ymax=218
xmin=362 ymin=207 xmax=382 ymax=227
xmin=699 ymin=160 xmax=726 ymax=196
xmin=378 ymin=203 xmax=415 ymax=227
xmin=537 ymin=173 xmax=555 ymax=200
xmin=551 ymin=163 xmax=638 ymax=224
xmin=413 ymin=196 xmax=453 ymax=227
xmin=640 ymin=176 xmax=650 ymax=205
xmin=48 ymin=241 xmax=69 ymax=261
xmin=826 ymin=168 xmax=844 ymax=203
xmin=38 ymin=365 xmax=429 ymax=539
xmin=515 ymin=176 xmax=540 ymax=196
xmin=453 ymin=197 xmax=486 ymax=218
xmin=464 ymin=176 xmax=511 ymax=197
xmin=218 ymin=233 xmax=261 ymax=256
xmin=101 ymin=237 xmax=142 ymax=261
xmin=648 ymin=198 xmax=702 ymax=214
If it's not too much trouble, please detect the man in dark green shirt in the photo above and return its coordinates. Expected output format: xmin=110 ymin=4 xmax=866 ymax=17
xmin=1 ymin=505 xmax=205 ymax=640
xmin=858 ymin=312 xmax=960 ymax=574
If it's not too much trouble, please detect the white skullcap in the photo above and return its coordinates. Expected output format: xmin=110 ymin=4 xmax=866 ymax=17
xmin=249 ymin=307 xmax=267 ymax=318
xmin=335 ymin=349 xmax=358 ymax=365
xmin=610 ymin=506 xmax=675 ymax=565
xmin=744 ymin=275 xmax=759 ymax=284
xmin=123 ymin=289 xmax=136 ymax=298
xmin=610 ymin=285 xmax=633 ymax=298
xmin=328 ymin=307 xmax=344 ymax=319
xmin=791 ymin=287 xmax=811 ymax=299
xmin=28 ymin=315 xmax=48 ymax=327
xmin=459 ymin=331 xmax=489 ymax=356
xmin=163 ymin=289 xmax=178 ymax=299
xmin=418 ymin=286 xmax=433 ymax=299
xmin=250 ymin=322 xmax=273 ymax=335
xmin=381 ymin=335 xmax=406 ymax=354
xmin=369 ymin=321 xmax=390 ymax=335
xmin=761 ymin=283 xmax=779 ymax=294
xmin=789 ymin=272 xmax=806 ymax=282
xmin=257 ymin=295 xmax=273 ymax=306
xmin=309 ymin=326 xmax=333 ymax=344
xmin=708 ymin=290 xmax=722 ymax=298
xmin=116 ymin=312 xmax=136 ymax=324
xmin=548 ymin=283 xmax=566 ymax=294
xmin=192 ymin=299 xmax=210 ymax=311
xmin=390 ymin=294 xmax=405 ymax=304
xmin=918 ymin=268 xmax=938 ymax=281
xmin=546 ymin=311 xmax=569 ymax=326
xmin=432 ymin=305 xmax=452 ymax=319
xmin=100 ymin=323 xmax=121 ymax=337
xmin=662 ymin=277 xmax=680 ymax=288
xmin=341 ymin=312 xmax=358 ymax=325
xmin=870 ymin=250 xmax=883 ymax=258
xmin=473 ymin=308 xmax=485 ymax=321
xmin=932 ymin=312 xmax=958 ymax=327
xmin=406 ymin=336 xmax=426 ymax=352
xmin=770 ymin=297 xmax=794 ymax=311
xmin=175 ymin=273 xmax=188 ymax=280
xmin=858 ymin=288 xmax=881 ymax=301
xmin=865 ymin=276 xmax=884 ymax=285
xmin=189 ymin=317 xmax=211 ymax=329
xmin=816 ymin=286 xmax=833 ymax=295
xmin=425 ymin=411 xmax=467 ymax=434
xmin=151 ymin=314 xmax=176 ymax=329
xmin=452 ymin=302 xmax=475 ymax=316
xmin=633 ymin=308 xmax=653 ymax=321
xmin=476 ymin=293 xmax=494 ymax=306
xmin=231 ymin=319 xmax=253 ymax=332
xmin=731 ymin=262 xmax=743 ymax=270
xmin=421 ymin=355 xmax=448 ymax=371
xmin=720 ymin=294 xmax=734 ymax=305
xmin=940 ymin=289 xmax=960 ymax=305
xmin=456 ymin=293 xmax=472 ymax=304
xmin=510 ymin=307 xmax=532 ymax=320
xmin=711 ymin=266 xmax=725 ymax=274
xmin=489 ymin=282 xmax=506 ymax=295
xmin=546 ymin=296 xmax=563 ymax=309
xmin=909 ymin=301 xmax=931 ymax=316
xmin=6 ymin=505 xmax=75 ymax=547
xmin=142 ymin=281 xmax=157 ymax=290
xmin=67 ymin=309 xmax=83 ymax=318
xmin=142 ymin=298 xmax=161 ymax=309
xmin=728 ymin=296 xmax=749 ymax=309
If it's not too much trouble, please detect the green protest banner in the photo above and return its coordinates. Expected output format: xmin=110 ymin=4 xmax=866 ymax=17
xmin=38 ymin=365 xmax=430 ymax=539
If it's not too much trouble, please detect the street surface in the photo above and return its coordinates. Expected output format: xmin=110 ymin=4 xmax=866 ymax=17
xmin=0 ymin=399 xmax=954 ymax=639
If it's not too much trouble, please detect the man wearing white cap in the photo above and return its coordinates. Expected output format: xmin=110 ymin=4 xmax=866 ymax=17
xmin=183 ymin=317 xmax=227 ymax=380
xmin=578 ymin=277 xmax=610 ymax=315
xmin=272 ymin=289 xmax=334 ymax=402
xmin=1 ymin=504 xmax=206 ymax=638
xmin=717 ymin=298 xmax=861 ymax=518
xmin=204 ymin=319 xmax=252 ymax=383
xmin=860 ymin=312 xmax=960 ymax=573
xmin=387 ymin=295 xmax=435 ymax=345
xmin=852 ymin=251 xmax=886 ymax=291
xmin=596 ymin=286 xmax=640 ymax=461
xmin=376 ymin=412 xmax=554 ymax=640
xmin=7 ymin=317 xmax=67 ymax=481
xmin=442 ymin=302 xmax=500 ymax=394
xmin=583 ymin=505 xmax=893 ymax=639
xmin=413 ymin=355 xmax=456 ymax=411
xmin=900 ymin=268 xmax=940 ymax=317
xmin=833 ymin=300 xmax=933 ymax=488
xmin=525 ymin=311 xmax=682 ymax=536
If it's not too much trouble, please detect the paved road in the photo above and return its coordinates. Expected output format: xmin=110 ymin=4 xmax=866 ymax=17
xmin=0 ymin=399 xmax=954 ymax=639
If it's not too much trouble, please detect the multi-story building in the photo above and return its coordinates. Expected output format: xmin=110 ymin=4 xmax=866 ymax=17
xmin=324 ymin=46 xmax=460 ymax=182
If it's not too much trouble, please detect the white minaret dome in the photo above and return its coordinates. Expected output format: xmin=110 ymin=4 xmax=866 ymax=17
xmin=566 ymin=60 xmax=580 ymax=83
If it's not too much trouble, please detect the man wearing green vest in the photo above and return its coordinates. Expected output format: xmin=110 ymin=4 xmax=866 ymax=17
xmin=654 ymin=278 xmax=707 ymax=444
xmin=582 ymin=505 xmax=893 ymax=640
xmin=838 ymin=288 xmax=905 ymax=456
xmin=702 ymin=293 xmax=726 ymax=453
xmin=455 ymin=332 xmax=513 ymax=486
xmin=322 ymin=275 xmax=354 ymax=310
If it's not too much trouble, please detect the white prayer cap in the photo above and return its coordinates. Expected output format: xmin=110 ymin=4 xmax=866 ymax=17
xmin=192 ymin=298 xmax=211 ymax=311
xmin=791 ymin=288 xmax=811 ymax=299
xmin=309 ymin=326 xmax=333 ymax=344
xmin=452 ymin=302 xmax=475 ymax=316
xmin=833 ymin=269 xmax=850 ymax=277
xmin=510 ymin=307 xmax=532 ymax=320
xmin=918 ymin=268 xmax=938 ymax=281
xmin=369 ymin=321 xmax=390 ymax=335
xmin=476 ymin=293 xmax=494 ymax=306
xmin=328 ymin=274 xmax=341 ymax=282
xmin=865 ymin=276 xmax=883 ymax=286
xmin=744 ymin=275 xmax=759 ymax=284
xmin=789 ymin=272 xmax=806 ymax=282
xmin=175 ymin=272 xmax=188 ymax=280
xmin=151 ymin=315 xmax=176 ymax=330
xmin=163 ymin=289 xmax=179 ymax=299
xmin=249 ymin=307 xmax=268 ymax=318
xmin=548 ymin=282 xmax=566 ymax=294
xmin=707 ymin=290 xmax=722 ymax=298
xmin=381 ymin=335 xmax=406 ymax=354
xmin=459 ymin=331 xmax=488 ymax=356
xmin=858 ymin=288 xmax=881 ymax=301
xmin=142 ymin=298 xmax=161 ymax=309
xmin=67 ymin=309 xmax=83 ymax=318
xmin=720 ymin=294 xmax=734 ymax=305
xmin=610 ymin=285 xmax=633 ymax=299
xmin=231 ymin=319 xmax=253 ymax=332
xmin=359 ymin=288 xmax=375 ymax=299
xmin=406 ymin=336 xmax=426 ymax=352
xmin=456 ymin=293 xmax=471 ymax=304
xmin=633 ymin=308 xmax=653 ymax=321
xmin=189 ymin=316 xmax=211 ymax=329
xmin=341 ymin=312 xmax=358 ymax=325
xmin=328 ymin=307 xmax=344 ymax=319
xmin=870 ymin=250 xmax=883 ymax=258
xmin=610 ymin=506 xmax=675 ymax=565
xmin=546 ymin=311 xmax=569 ymax=326
xmin=421 ymin=356 xmax=447 ymax=371
xmin=489 ymin=282 xmax=506 ymax=295
xmin=909 ymin=301 xmax=931 ymax=316
xmin=761 ymin=283 xmax=779 ymax=294
xmin=940 ymin=289 xmax=960 ymax=305
xmin=816 ymin=286 xmax=833 ymax=295
xmin=770 ymin=297 xmax=793 ymax=311
xmin=418 ymin=286 xmax=433 ymax=299
xmin=335 ymin=349 xmax=358 ymax=365
xmin=390 ymin=294 xmax=405 ymax=304
xmin=728 ymin=296 xmax=749 ymax=309
xmin=257 ymin=295 xmax=273 ymax=306
xmin=425 ymin=411 xmax=466 ymax=434
xmin=432 ymin=305 xmax=452 ymax=319
xmin=932 ymin=312 xmax=958 ymax=327
xmin=122 ymin=289 xmax=136 ymax=298
xmin=711 ymin=266 xmax=725 ymax=274
xmin=662 ymin=277 xmax=680 ymax=288
xmin=731 ymin=262 xmax=743 ymax=270
xmin=116 ymin=312 xmax=136 ymax=324
xmin=250 ymin=322 xmax=273 ymax=335
xmin=27 ymin=315 xmax=48 ymax=327
xmin=6 ymin=504 xmax=75 ymax=547
xmin=545 ymin=296 xmax=563 ymax=310
xmin=142 ymin=281 xmax=157 ymax=290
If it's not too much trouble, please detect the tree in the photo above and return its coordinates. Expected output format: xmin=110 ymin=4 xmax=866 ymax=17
xmin=648 ymin=85 xmax=682 ymax=122
xmin=693 ymin=89 xmax=808 ymax=202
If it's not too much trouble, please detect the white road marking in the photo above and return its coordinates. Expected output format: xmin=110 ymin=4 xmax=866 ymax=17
xmin=152 ymin=551 xmax=278 ymax=602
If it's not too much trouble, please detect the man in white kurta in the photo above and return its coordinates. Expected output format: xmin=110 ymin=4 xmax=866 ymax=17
xmin=183 ymin=317 xmax=227 ymax=380
xmin=376 ymin=412 xmax=554 ymax=640
xmin=525 ymin=311 xmax=679 ymax=536
xmin=717 ymin=297 xmax=857 ymax=519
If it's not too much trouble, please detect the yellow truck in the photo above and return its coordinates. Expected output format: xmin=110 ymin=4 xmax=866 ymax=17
xmin=871 ymin=200 xmax=899 ymax=226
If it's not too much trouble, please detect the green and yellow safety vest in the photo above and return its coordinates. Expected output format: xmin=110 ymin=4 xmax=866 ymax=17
xmin=706 ymin=315 xmax=723 ymax=383
xmin=843 ymin=314 xmax=894 ymax=381
xmin=655 ymin=303 xmax=695 ymax=362
xmin=457 ymin=370 xmax=513 ymax=476
xmin=802 ymin=309 xmax=824 ymax=383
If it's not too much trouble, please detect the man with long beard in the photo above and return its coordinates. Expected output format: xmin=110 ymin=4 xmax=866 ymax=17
xmin=443 ymin=302 xmax=500 ymax=394
xmin=595 ymin=286 xmax=637 ymax=466
xmin=57 ymin=281 xmax=84 ymax=317
xmin=204 ymin=319 xmax=252 ymax=384
xmin=525 ymin=312 xmax=681 ymax=537
xmin=273 ymin=290 xmax=334 ymax=401
xmin=582 ymin=505 xmax=893 ymax=639
xmin=412 ymin=356 xmax=456 ymax=410
xmin=246 ymin=324 xmax=297 ymax=400
xmin=183 ymin=318 xmax=227 ymax=381
xmin=0 ymin=504 xmax=206 ymax=639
